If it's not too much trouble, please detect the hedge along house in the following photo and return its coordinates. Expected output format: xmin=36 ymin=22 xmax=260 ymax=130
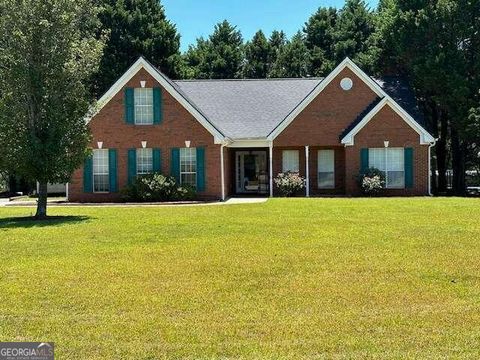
xmin=68 ymin=57 xmax=435 ymax=202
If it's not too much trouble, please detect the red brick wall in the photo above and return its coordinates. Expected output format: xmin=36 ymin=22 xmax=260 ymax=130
xmin=345 ymin=105 xmax=430 ymax=195
xmin=69 ymin=68 xmax=222 ymax=202
xmin=274 ymin=68 xmax=378 ymax=147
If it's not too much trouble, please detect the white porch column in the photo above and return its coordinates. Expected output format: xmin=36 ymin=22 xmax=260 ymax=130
xmin=305 ymin=146 xmax=310 ymax=197
xmin=269 ymin=141 xmax=273 ymax=197
xmin=220 ymin=144 xmax=226 ymax=201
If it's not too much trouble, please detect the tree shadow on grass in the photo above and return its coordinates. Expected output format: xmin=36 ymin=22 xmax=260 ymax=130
xmin=0 ymin=215 xmax=91 ymax=229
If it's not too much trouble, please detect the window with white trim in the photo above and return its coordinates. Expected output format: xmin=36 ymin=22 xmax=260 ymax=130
xmin=180 ymin=147 xmax=196 ymax=187
xmin=134 ymin=88 xmax=153 ymax=124
xmin=136 ymin=148 xmax=153 ymax=175
xmin=93 ymin=149 xmax=109 ymax=192
xmin=282 ymin=150 xmax=299 ymax=172
xmin=318 ymin=150 xmax=335 ymax=188
xmin=369 ymin=148 xmax=405 ymax=188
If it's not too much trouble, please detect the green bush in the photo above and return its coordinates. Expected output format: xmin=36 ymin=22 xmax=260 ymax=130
xmin=121 ymin=173 xmax=196 ymax=202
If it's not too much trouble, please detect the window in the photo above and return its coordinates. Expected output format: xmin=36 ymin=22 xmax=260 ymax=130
xmin=282 ymin=150 xmax=299 ymax=172
xmin=136 ymin=148 xmax=153 ymax=175
xmin=318 ymin=150 xmax=335 ymax=188
xmin=93 ymin=149 xmax=109 ymax=192
xmin=180 ymin=147 xmax=196 ymax=187
xmin=134 ymin=88 xmax=153 ymax=124
xmin=369 ymin=148 xmax=405 ymax=188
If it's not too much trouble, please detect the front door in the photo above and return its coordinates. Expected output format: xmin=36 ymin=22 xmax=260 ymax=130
xmin=235 ymin=151 xmax=268 ymax=194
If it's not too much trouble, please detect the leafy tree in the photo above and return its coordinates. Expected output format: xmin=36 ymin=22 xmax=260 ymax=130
xmin=333 ymin=0 xmax=377 ymax=71
xmin=184 ymin=20 xmax=244 ymax=79
xmin=303 ymin=7 xmax=338 ymax=76
xmin=270 ymin=32 xmax=309 ymax=78
xmin=243 ymin=30 xmax=270 ymax=78
xmin=93 ymin=0 xmax=182 ymax=96
xmin=0 ymin=0 xmax=105 ymax=218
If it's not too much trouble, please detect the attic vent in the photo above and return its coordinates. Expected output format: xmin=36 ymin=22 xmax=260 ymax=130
xmin=340 ymin=77 xmax=353 ymax=91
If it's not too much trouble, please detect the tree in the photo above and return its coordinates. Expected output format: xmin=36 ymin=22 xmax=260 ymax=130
xmin=270 ymin=32 xmax=309 ymax=78
xmin=303 ymin=7 xmax=338 ymax=76
xmin=333 ymin=0 xmax=377 ymax=72
xmin=0 ymin=0 xmax=105 ymax=218
xmin=184 ymin=20 xmax=244 ymax=79
xmin=92 ymin=0 xmax=182 ymax=96
xmin=267 ymin=30 xmax=288 ymax=77
xmin=243 ymin=30 xmax=270 ymax=78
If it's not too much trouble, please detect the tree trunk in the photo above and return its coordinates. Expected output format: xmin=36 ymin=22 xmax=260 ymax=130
xmin=435 ymin=110 xmax=448 ymax=193
xmin=35 ymin=182 xmax=48 ymax=219
xmin=450 ymin=127 xmax=466 ymax=196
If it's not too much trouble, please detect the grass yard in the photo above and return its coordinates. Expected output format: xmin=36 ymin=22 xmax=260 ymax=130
xmin=0 ymin=198 xmax=480 ymax=359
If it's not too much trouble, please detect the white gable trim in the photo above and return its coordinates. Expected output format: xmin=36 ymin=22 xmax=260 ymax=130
xmin=341 ymin=97 xmax=435 ymax=146
xmin=88 ymin=57 xmax=225 ymax=140
xmin=267 ymin=57 xmax=386 ymax=140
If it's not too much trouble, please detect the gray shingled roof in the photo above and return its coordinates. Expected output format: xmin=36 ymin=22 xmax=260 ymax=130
xmin=173 ymin=76 xmax=423 ymax=140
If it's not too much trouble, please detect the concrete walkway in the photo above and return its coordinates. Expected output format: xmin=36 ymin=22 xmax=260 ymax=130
xmin=223 ymin=197 xmax=268 ymax=205
xmin=0 ymin=198 xmax=9 ymax=207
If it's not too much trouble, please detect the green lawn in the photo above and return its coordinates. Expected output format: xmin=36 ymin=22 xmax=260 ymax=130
xmin=1 ymin=198 xmax=480 ymax=359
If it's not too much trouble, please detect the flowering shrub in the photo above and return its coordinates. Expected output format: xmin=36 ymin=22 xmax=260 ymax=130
xmin=357 ymin=167 xmax=385 ymax=196
xmin=121 ymin=173 xmax=196 ymax=202
xmin=274 ymin=171 xmax=305 ymax=197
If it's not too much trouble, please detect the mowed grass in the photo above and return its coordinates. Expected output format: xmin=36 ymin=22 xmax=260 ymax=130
xmin=0 ymin=198 xmax=480 ymax=359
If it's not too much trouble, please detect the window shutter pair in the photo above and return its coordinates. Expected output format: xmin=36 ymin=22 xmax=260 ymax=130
xmin=359 ymin=147 xmax=414 ymax=188
xmin=170 ymin=147 xmax=205 ymax=192
xmin=124 ymin=87 xmax=162 ymax=124
xmin=83 ymin=149 xmax=118 ymax=192
xmin=127 ymin=148 xmax=162 ymax=184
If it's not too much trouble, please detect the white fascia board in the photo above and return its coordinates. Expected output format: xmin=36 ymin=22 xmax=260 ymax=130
xmin=87 ymin=57 xmax=225 ymax=141
xmin=267 ymin=57 xmax=385 ymax=140
xmin=341 ymin=97 xmax=436 ymax=146
xmin=227 ymin=139 xmax=270 ymax=148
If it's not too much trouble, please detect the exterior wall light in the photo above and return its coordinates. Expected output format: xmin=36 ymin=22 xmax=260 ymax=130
xmin=141 ymin=141 xmax=147 ymax=149
xmin=185 ymin=140 xmax=191 ymax=148
xmin=140 ymin=80 xmax=146 ymax=88
xmin=97 ymin=141 xmax=103 ymax=149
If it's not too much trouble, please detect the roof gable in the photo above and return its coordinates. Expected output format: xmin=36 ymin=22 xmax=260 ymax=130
xmin=89 ymin=57 xmax=225 ymax=141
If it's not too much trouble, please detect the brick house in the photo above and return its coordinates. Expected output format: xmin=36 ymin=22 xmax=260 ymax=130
xmin=68 ymin=57 xmax=435 ymax=202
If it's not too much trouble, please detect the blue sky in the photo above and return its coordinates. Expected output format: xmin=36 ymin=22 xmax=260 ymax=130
xmin=162 ymin=0 xmax=379 ymax=52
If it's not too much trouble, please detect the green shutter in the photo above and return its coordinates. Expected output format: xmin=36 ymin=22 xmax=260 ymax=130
xmin=171 ymin=148 xmax=180 ymax=182
xmin=196 ymin=147 xmax=205 ymax=192
xmin=108 ymin=149 xmax=118 ymax=192
xmin=153 ymin=148 xmax=161 ymax=172
xmin=127 ymin=148 xmax=137 ymax=184
xmin=153 ymin=87 xmax=162 ymax=124
xmin=405 ymin=147 xmax=414 ymax=188
xmin=124 ymin=88 xmax=135 ymax=124
xmin=83 ymin=155 xmax=93 ymax=193
xmin=360 ymin=148 xmax=369 ymax=173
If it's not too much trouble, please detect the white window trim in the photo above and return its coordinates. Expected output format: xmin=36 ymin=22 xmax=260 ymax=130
xmin=369 ymin=147 xmax=405 ymax=189
xmin=134 ymin=88 xmax=154 ymax=125
xmin=180 ymin=147 xmax=197 ymax=187
xmin=318 ymin=149 xmax=335 ymax=189
xmin=282 ymin=150 xmax=300 ymax=173
xmin=136 ymin=148 xmax=153 ymax=175
xmin=93 ymin=149 xmax=109 ymax=193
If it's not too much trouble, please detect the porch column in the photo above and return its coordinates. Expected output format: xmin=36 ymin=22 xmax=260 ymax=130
xmin=269 ymin=141 xmax=273 ymax=197
xmin=220 ymin=144 xmax=226 ymax=201
xmin=305 ymin=146 xmax=310 ymax=197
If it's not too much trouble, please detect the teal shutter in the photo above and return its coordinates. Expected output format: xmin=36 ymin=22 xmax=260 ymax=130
xmin=196 ymin=147 xmax=205 ymax=191
xmin=127 ymin=149 xmax=137 ymax=184
xmin=405 ymin=147 xmax=414 ymax=188
xmin=153 ymin=87 xmax=162 ymax=124
xmin=153 ymin=148 xmax=161 ymax=172
xmin=108 ymin=149 xmax=118 ymax=192
xmin=360 ymin=148 xmax=369 ymax=173
xmin=124 ymin=88 xmax=135 ymax=124
xmin=171 ymin=148 xmax=180 ymax=182
xmin=83 ymin=155 xmax=93 ymax=193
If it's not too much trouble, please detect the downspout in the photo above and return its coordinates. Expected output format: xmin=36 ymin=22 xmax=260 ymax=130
xmin=428 ymin=140 xmax=437 ymax=196
xmin=305 ymin=145 xmax=310 ymax=197
xmin=220 ymin=140 xmax=231 ymax=201
xmin=269 ymin=140 xmax=273 ymax=197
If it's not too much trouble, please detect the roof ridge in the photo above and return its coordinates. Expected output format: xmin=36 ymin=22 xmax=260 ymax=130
xmin=174 ymin=77 xmax=324 ymax=83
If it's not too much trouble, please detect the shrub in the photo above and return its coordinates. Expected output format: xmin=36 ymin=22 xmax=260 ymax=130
xmin=357 ymin=167 xmax=386 ymax=196
xmin=121 ymin=173 xmax=196 ymax=202
xmin=274 ymin=171 xmax=305 ymax=197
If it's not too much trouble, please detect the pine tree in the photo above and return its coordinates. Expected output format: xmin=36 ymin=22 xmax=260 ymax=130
xmin=92 ymin=0 xmax=182 ymax=96
xmin=270 ymin=31 xmax=308 ymax=78
xmin=243 ymin=30 xmax=270 ymax=78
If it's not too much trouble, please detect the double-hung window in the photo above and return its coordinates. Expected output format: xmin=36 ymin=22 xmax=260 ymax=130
xmin=282 ymin=150 xmax=299 ymax=173
xmin=134 ymin=88 xmax=153 ymax=124
xmin=369 ymin=148 xmax=405 ymax=188
xmin=318 ymin=150 xmax=335 ymax=188
xmin=93 ymin=149 xmax=109 ymax=192
xmin=180 ymin=148 xmax=197 ymax=187
xmin=136 ymin=148 xmax=153 ymax=175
